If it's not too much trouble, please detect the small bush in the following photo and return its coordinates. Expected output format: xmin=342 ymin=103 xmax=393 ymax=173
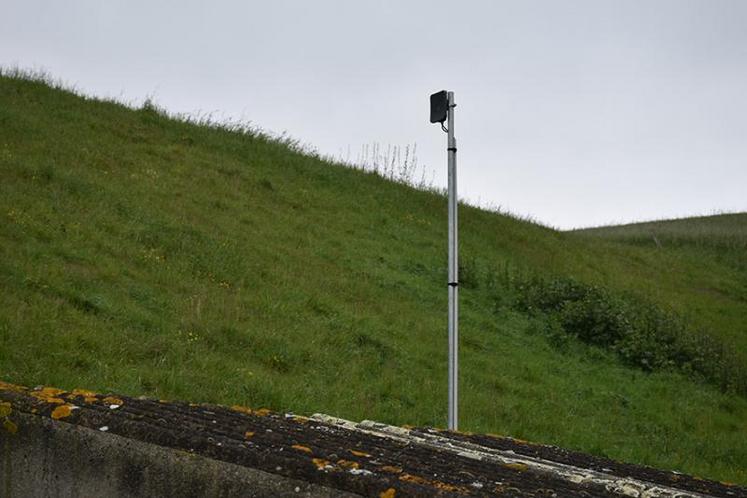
xmin=512 ymin=276 xmax=747 ymax=395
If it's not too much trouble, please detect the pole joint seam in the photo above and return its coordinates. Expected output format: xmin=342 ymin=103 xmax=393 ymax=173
xmin=448 ymin=282 xmax=459 ymax=287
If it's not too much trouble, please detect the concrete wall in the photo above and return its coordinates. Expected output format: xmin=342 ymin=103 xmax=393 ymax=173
xmin=1 ymin=412 xmax=358 ymax=498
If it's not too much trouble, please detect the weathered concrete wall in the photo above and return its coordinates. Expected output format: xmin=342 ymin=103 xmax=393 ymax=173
xmin=1 ymin=412 xmax=358 ymax=498
xmin=1 ymin=382 xmax=744 ymax=498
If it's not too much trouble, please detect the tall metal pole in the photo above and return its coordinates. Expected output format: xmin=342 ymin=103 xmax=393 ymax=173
xmin=446 ymin=91 xmax=458 ymax=431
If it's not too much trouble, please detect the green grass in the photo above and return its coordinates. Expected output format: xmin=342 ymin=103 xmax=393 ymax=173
xmin=1 ymin=72 xmax=746 ymax=484
xmin=574 ymin=212 xmax=747 ymax=251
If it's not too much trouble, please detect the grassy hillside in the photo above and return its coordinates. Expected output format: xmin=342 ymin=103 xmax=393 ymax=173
xmin=574 ymin=212 xmax=747 ymax=247
xmin=573 ymin=214 xmax=747 ymax=352
xmin=1 ymin=73 xmax=745 ymax=484
xmin=574 ymin=213 xmax=746 ymax=270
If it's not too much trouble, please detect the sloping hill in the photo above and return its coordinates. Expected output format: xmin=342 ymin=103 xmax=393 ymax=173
xmin=0 ymin=72 xmax=745 ymax=483
xmin=573 ymin=213 xmax=746 ymax=270
xmin=573 ymin=212 xmax=747 ymax=250
xmin=574 ymin=213 xmax=747 ymax=352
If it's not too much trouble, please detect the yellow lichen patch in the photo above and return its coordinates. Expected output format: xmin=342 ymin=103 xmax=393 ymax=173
xmin=312 ymin=458 xmax=330 ymax=470
xmin=503 ymin=462 xmax=529 ymax=472
xmin=231 ymin=405 xmax=253 ymax=415
xmin=102 ymin=396 xmax=123 ymax=406
xmin=51 ymin=404 xmax=76 ymax=420
xmin=337 ymin=459 xmax=360 ymax=470
xmin=3 ymin=419 xmax=17 ymax=434
xmin=380 ymin=488 xmax=396 ymax=498
xmin=30 ymin=387 xmax=67 ymax=405
xmin=291 ymin=415 xmax=309 ymax=423
xmin=432 ymin=481 xmax=465 ymax=493
xmin=400 ymin=473 xmax=464 ymax=493
xmin=30 ymin=393 xmax=64 ymax=404
xmin=1 ymin=401 xmax=16 ymax=434
xmin=254 ymin=408 xmax=271 ymax=417
xmin=350 ymin=449 xmax=371 ymax=458
xmin=292 ymin=444 xmax=313 ymax=454
xmin=0 ymin=381 xmax=27 ymax=393
xmin=66 ymin=391 xmax=99 ymax=404
xmin=244 ymin=431 xmax=255 ymax=439
xmin=399 ymin=473 xmax=428 ymax=485
xmin=381 ymin=465 xmax=403 ymax=474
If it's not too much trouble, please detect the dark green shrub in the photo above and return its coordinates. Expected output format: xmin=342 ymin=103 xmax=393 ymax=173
xmin=510 ymin=275 xmax=746 ymax=395
xmin=558 ymin=292 xmax=631 ymax=347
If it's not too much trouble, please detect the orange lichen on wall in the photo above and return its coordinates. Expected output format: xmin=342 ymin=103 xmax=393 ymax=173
xmin=381 ymin=465 xmax=403 ymax=474
xmin=231 ymin=405 xmax=271 ymax=417
xmin=380 ymin=488 xmax=396 ymax=498
xmin=400 ymin=473 xmax=465 ymax=493
xmin=432 ymin=481 xmax=465 ymax=493
xmin=1 ymin=401 xmax=17 ymax=434
xmin=312 ymin=458 xmax=330 ymax=471
xmin=503 ymin=462 xmax=529 ymax=472
xmin=0 ymin=381 xmax=27 ymax=393
xmin=102 ymin=396 xmax=123 ymax=406
xmin=399 ymin=473 xmax=427 ymax=485
xmin=244 ymin=431 xmax=255 ymax=439
xmin=231 ymin=405 xmax=253 ymax=415
xmin=51 ymin=404 xmax=76 ymax=420
xmin=292 ymin=444 xmax=312 ymax=454
xmin=350 ymin=449 xmax=371 ymax=458
xmin=337 ymin=459 xmax=360 ymax=470
xmin=30 ymin=387 xmax=66 ymax=405
xmin=69 ymin=389 xmax=98 ymax=404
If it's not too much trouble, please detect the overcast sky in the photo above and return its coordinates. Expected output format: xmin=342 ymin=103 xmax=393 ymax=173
xmin=2 ymin=0 xmax=746 ymax=229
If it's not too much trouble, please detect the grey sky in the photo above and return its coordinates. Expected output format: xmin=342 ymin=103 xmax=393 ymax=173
xmin=2 ymin=0 xmax=746 ymax=229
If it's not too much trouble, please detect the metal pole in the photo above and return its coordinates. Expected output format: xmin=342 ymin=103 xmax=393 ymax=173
xmin=447 ymin=91 xmax=458 ymax=431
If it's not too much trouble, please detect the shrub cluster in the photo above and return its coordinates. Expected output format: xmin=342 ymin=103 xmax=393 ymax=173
xmin=511 ymin=276 xmax=746 ymax=395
